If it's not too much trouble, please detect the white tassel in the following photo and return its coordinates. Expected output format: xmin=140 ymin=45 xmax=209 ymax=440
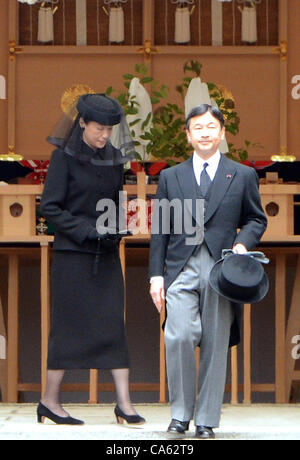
xmin=37 ymin=6 xmax=54 ymax=43
xmin=76 ymin=0 xmax=87 ymax=46
xmin=241 ymin=5 xmax=257 ymax=44
xmin=0 ymin=76 xmax=5 ymax=100
xmin=109 ymin=6 xmax=125 ymax=43
xmin=211 ymin=0 xmax=223 ymax=46
xmin=0 ymin=336 xmax=6 ymax=360
xmin=175 ymin=7 xmax=191 ymax=44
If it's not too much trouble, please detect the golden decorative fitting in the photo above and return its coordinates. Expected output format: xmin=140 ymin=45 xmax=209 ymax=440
xmin=9 ymin=41 xmax=24 ymax=61
xmin=273 ymin=41 xmax=287 ymax=61
xmin=61 ymin=84 xmax=95 ymax=114
xmin=216 ymin=84 xmax=235 ymax=118
xmin=137 ymin=40 xmax=159 ymax=61
xmin=0 ymin=146 xmax=23 ymax=162
xmin=271 ymin=146 xmax=296 ymax=163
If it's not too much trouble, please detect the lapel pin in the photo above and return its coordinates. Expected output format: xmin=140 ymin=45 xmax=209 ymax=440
xmin=226 ymin=174 xmax=232 ymax=179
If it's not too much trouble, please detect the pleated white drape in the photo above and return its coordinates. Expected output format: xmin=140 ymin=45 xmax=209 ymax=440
xmin=76 ymin=0 xmax=87 ymax=45
xmin=241 ymin=5 xmax=257 ymax=44
xmin=174 ymin=6 xmax=191 ymax=44
xmin=0 ymin=76 xmax=5 ymax=100
xmin=109 ymin=6 xmax=125 ymax=43
xmin=37 ymin=6 xmax=54 ymax=43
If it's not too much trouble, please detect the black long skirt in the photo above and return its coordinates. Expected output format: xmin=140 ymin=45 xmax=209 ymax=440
xmin=47 ymin=250 xmax=130 ymax=370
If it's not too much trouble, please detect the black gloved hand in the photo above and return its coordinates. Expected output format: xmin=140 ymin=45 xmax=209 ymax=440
xmin=87 ymin=228 xmax=100 ymax=241
xmin=87 ymin=229 xmax=119 ymax=250
xmin=88 ymin=228 xmax=132 ymax=243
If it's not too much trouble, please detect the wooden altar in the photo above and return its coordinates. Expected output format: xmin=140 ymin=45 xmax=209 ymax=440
xmin=0 ymin=0 xmax=299 ymax=405
xmin=0 ymin=177 xmax=299 ymax=405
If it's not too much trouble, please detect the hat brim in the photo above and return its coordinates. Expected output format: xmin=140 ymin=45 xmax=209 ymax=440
xmin=209 ymin=258 xmax=269 ymax=304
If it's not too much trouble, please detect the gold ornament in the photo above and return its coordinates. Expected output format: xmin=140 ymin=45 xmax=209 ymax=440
xmin=36 ymin=217 xmax=48 ymax=235
xmin=0 ymin=145 xmax=23 ymax=162
xmin=61 ymin=84 xmax=95 ymax=114
xmin=137 ymin=40 xmax=159 ymax=61
xmin=9 ymin=40 xmax=23 ymax=61
xmin=271 ymin=146 xmax=296 ymax=162
xmin=216 ymin=84 xmax=235 ymax=115
xmin=273 ymin=41 xmax=287 ymax=62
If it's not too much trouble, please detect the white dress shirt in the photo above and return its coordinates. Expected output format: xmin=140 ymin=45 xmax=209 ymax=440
xmin=193 ymin=149 xmax=221 ymax=186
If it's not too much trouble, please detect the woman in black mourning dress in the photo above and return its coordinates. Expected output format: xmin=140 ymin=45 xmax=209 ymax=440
xmin=37 ymin=94 xmax=145 ymax=426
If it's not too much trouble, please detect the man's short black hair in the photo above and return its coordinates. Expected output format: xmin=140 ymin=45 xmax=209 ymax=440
xmin=186 ymin=104 xmax=225 ymax=130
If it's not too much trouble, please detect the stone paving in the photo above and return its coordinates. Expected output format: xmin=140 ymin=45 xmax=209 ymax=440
xmin=0 ymin=403 xmax=299 ymax=440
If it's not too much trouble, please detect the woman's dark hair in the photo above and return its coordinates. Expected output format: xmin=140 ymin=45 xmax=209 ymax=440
xmin=186 ymin=104 xmax=225 ymax=130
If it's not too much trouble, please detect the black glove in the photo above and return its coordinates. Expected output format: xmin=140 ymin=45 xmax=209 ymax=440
xmin=88 ymin=228 xmax=132 ymax=242
xmin=87 ymin=228 xmax=100 ymax=241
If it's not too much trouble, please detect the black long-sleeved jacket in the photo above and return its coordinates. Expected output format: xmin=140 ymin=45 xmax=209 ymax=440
xmin=40 ymin=144 xmax=124 ymax=254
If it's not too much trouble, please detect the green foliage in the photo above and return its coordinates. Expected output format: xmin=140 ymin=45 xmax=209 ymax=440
xmin=106 ymin=60 xmax=262 ymax=165
xmin=142 ymin=103 xmax=193 ymax=164
xmin=226 ymin=140 xmax=264 ymax=163
xmin=106 ymin=63 xmax=169 ymax=162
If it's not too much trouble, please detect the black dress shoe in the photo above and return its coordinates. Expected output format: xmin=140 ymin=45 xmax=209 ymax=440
xmin=37 ymin=402 xmax=84 ymax=425
xmin=167 ymin=419 xmax=190 ymax=434
xmin=195 ymin=425 xmax=215 ymax=439
xmin=114 ymin=405 xmax=146 ymax=425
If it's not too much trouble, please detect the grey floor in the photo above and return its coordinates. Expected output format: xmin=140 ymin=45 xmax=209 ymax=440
xmin=0 ymin=403 xmax=299 ymax=440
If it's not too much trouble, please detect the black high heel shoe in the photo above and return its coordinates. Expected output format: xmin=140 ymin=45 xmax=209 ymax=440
xmin=114 ymin=405 xmax=146 ymax=425
xmin=37 ymin=402 xmax=84 ymax=425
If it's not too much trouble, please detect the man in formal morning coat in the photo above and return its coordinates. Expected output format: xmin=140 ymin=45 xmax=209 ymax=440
xmin=149 ymin=104 xmax=267 ymax=439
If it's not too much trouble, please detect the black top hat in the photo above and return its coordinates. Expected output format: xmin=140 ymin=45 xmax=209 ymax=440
xmin=209 ymin=251 xmax=269 ymax=304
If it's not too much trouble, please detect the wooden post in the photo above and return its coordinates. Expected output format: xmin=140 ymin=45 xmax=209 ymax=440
xmin=143 ymin=0 xmax=154 ymax=44
xmin=0 ymin=293 xmax=8 ymax=401
xmin=40 ymin=242 xmax=50 ymax=398
xmin=278 ymin=0 xmax=288 ymax=152
xmin=89 ymin=369 xmax=98 ymax=404
xmin=231 ymin=346 xmax=238 ymax=404
xmin=7 ymin=0 xmax=18 ymax=151
xmin=285 ymin=254 xmax=300 ymax=401
xmin=7 ymin=254 xmax=19 ymax=403
xmin=275 ymin=253 xmax=287 ymax=403
xmin=243 ymin=304 xmax=252 ymax=404
xmin=137 ymin=171 xmax=148 ymax=236
xmin=159 ymin=302 xmax=166 ymax=403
